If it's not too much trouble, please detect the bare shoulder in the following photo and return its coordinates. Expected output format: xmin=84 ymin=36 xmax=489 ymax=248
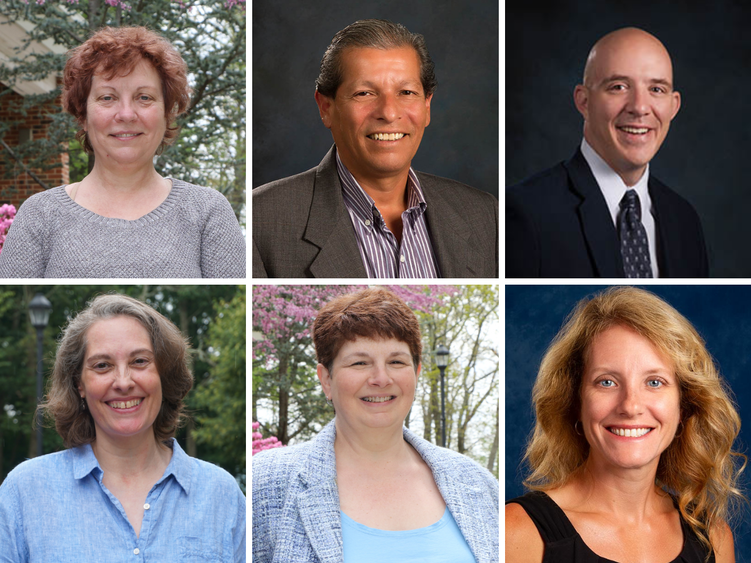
xmin=505 ymin=503 xmax=544 ymax=563
xmin=710 ymin=520 xmax=735 ymax=563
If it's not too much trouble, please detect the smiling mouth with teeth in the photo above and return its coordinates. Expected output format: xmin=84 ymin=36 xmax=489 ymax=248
xmin=618 ymin=126 xmax=650 ymax=135
xmin=608 ymin=427 xmax=652 ymax=438
xmin=109 ymin=398 xmax=143 ymax=409
xmin=368 ymin=133 xmax=405 ymax=141
xmin=361 ymin=396 xmax=396 ymax=403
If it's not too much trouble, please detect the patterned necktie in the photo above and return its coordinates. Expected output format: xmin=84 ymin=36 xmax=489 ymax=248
xmin=618 ymin=189 xmax=653 ymax=278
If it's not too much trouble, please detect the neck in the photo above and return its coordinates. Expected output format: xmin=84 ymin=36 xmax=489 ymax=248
xmin=91 ymin=432 xmax=171 ymax=479
xmin=86 ymin=159 xmax=164 ymax=194
xmin=333 ymin=418 xmax=411 ymax=466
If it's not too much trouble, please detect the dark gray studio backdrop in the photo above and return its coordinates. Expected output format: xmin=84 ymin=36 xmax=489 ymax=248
xmin=506 ymin=1 xmax=751 ymax=277
xmin=253 ymin=0 xmax=498 ymax=197
xmin=505 ymin=285 xmax=751 ymax=560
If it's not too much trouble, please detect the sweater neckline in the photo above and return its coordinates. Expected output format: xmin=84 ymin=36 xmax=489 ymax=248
xmin=54 ymin=178 xmax=184 ymax=226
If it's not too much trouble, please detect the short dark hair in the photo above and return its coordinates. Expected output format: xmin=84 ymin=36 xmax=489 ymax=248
xmin=41 ymin=294 xmax=193 ymax=448
xmin=315 ymin=19 xmax=437 ymax=99
xmin=63 ymin=26 xmax=191 ymax=154
xmin=313 ymin=288 xmax=422 ymax=372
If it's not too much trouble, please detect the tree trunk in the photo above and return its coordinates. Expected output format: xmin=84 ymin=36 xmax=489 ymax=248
xmin=486 ymin=398 xmax=499 ymax=474
xmin=277 ymin=356 xmax=289 ymax=444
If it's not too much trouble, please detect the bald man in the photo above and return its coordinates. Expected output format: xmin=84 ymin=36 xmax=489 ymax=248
xmin=506 ymin=28 xmax=708 ymax=278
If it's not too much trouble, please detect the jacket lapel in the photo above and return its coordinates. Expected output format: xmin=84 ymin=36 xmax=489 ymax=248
xmin=303 ymin=147 xmax=367 ymax=278
xmin=295 ymin=422 xmax=344 ymax=563
xmin=565 ymin=149 xmax=624 ymax=277
xmin=419 ymin=175 xmax=483 ymax=277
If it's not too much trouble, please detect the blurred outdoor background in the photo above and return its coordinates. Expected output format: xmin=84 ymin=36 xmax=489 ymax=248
xmin=252 ymin=285 xmax=499 ymax=477
xmin=0 ymin=0 xmax=245 ymax=225
xmin=0 ymin=285 xmax=246 ymax=491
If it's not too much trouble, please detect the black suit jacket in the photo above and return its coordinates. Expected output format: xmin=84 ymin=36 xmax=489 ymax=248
xmin=506 ymin=148 xmax=708 ymax=278
xmin=253 ymin=146 xmax=498 ymax=278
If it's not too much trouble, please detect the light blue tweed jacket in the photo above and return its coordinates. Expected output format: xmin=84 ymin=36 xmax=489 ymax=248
xmin=252 ymin=420 xmax=499 ymax=563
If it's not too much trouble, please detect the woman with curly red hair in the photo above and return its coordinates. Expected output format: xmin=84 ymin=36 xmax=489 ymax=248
xmin=0 ymin=27 xmax=245 ymax=278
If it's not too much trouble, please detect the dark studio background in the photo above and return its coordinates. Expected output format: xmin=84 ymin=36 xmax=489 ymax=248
xmin=253 ymin=0 xmax=498 ymax=197
xmin=505 ymin=285 xmax=751 ymax=559
xmin=506 ymin=1 xmax=751 ymax=276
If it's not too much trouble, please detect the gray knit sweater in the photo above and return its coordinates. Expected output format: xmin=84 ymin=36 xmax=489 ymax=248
xmin=0 ymin=179 xmax=246 ymax=278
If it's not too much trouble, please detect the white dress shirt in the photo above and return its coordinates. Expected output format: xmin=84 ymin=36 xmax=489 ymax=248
xmin=580 ymin=139 xmax=659 ymax=278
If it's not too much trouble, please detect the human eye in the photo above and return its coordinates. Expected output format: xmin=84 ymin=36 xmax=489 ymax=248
xmin=91 ymin=361 xmax=110 ymax=371
xmin=646 ymin=378 xmax=664 ymax=388
xmin=607 ymin=83 xmax=627 ymax=92
xmin=99 ymin=95 xmax=115 ymax=102
xmin=597 ymin=379 xmax=616 ymax=388
xmin=132 ymin=357 xmax=150 ymax=367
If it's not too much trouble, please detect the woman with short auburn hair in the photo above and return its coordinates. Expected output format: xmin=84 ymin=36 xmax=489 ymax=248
xmin=0 ymin=294 xmax=246 ymax=561
xmin=506 ymin=286 xmax=745 ymax=563
xmin=0 ymin=26 xmax=245 ymax=278
xmin=253 ymin=288 xmax=499 ymax=563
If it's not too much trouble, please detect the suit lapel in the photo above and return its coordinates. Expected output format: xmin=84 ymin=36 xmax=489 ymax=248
xmin=648 ymin=179 xmax=673 ymax=276
xmin=295 ymin=422 xmax=343 ymax=563
xmin=419 ymin=174 xmax=483 ymax=277
xmin=303 ymin=147 xmax=367 ymax=278
xmin=565 ymin=150 xmax=624 ymax=277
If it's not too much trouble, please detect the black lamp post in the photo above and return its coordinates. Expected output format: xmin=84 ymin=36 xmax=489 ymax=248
xmin=435 ymin=344 xmax=450 ymax=448
xmin=28 ymin=293 xmax=52 ymax=458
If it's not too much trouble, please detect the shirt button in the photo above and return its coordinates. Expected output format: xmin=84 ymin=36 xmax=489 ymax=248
xmin=134 ymin=548 xmax=140 ymax=555
xmin=364 ymin=220 xmax=371 ymax=226
xmin=144 ymin=503 xmax=150 ymax=510
xmin=400 ymin=255 xmax=405 ymax=263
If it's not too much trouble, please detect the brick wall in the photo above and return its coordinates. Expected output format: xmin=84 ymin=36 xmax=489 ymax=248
xmin=0 ymin=83 xmax=70 ymax=208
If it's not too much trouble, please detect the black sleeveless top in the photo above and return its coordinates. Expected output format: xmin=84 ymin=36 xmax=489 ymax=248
xmin=506 ymin=492 xmax=713 ymax=563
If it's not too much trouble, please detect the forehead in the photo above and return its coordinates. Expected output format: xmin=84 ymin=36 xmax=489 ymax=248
xmin=585 ymin=324 xmax=672 ymax=371
xmin=85 ymin=316 xmax=152 ymax=353
xmin=335 ymin=336 xmax=411 ymax=358
xmin=90 ymin=58 xmax=161 ymax=90
xmin=588 ymin=34 xmax=673 ymax=85
xmin=338 ymin=46 xmax=422 ymax=84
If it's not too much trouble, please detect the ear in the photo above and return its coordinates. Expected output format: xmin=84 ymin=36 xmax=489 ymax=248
xmin=314 ymin=90 xmax=334 ymax=129
xmin=424 ymin=93 xmax=432 ymax=128
xmin=573 ymin=84 xmax=589 ymax=120
xmin=670 ymin=90 xmax=681 ymax=121
xmin=317 ymin=363 xmax=332 ymax=398
xmin=415 ymin=362 xmax=422 ymax=381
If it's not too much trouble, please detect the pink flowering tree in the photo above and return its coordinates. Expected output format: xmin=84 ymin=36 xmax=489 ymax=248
xmin=0 ymin=204 xmax=16 ymax=255
xmin=252 ymin=285 xmax=456 ymax=445
xmin=252 ymin=421 xmax=284 ymax=456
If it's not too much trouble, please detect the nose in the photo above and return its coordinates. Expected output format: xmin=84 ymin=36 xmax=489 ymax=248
xmin=374 ymin=93 xmax=400 ymax=122
xmin=368 ymin=363 xmax=392 ymax=386
xmin=617 ymin=385 xmax=644 ymax=416
xmin=115 ymin=98 xmax=138 ymax=122
xmin=113 ymin=364 xmax=135 ymax=390
xmin=626 ymin=87 xmax=650 ymax=117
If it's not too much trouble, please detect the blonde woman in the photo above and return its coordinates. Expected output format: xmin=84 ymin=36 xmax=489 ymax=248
xmin=506 ymin=287 xmax=744 ymax=563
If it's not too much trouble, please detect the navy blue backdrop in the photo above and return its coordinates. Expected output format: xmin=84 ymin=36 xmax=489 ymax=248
xmin=505 ymin=285 xmax=751 ymax=560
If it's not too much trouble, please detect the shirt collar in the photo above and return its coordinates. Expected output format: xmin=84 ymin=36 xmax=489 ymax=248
xmin=335 ymin=148 xmax=427 ymax=225
xmin=71 ymin=438 xmax=193 ymax=494
xmin=580 ymin=138 xmax=651 ymax=226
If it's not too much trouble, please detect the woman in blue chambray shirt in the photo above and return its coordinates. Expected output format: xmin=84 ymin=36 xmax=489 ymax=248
xmin=252 ymin=288 xmax=499 ymax=563
xmin=0 ymin=294 xmax=245 ymax=562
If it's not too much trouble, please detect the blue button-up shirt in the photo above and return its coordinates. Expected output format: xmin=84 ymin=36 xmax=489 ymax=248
xmin=0 ymin=439 xmax=245 ymax=562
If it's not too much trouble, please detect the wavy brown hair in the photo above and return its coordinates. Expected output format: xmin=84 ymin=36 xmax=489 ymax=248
xmin=63 ymin=26 xmax=191 ymax=154
xmin=524 ymin=286 xmax=745 ymax=558
xmin=40 ymin=294 xmax=193 ymax=448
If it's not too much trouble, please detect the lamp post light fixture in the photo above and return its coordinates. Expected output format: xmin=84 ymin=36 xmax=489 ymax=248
xmin=28 ymin=293 xmax=52 ymax=458
xmin=434 ymin=344 xmax=450 ymax=448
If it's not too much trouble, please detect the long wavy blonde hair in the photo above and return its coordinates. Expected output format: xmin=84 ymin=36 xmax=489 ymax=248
xmin=524 ymin=286 xmax=745 ymax=557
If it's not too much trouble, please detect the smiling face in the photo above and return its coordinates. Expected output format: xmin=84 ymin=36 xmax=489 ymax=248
xmin=315 ymin=46 xmax=432 ymax=188
xmin=579 ymin=324 xmax=681 ymax=473
xmin=574 ymin=29 xmax=681 ymax=186
xmin=317 ymin=336 xmax=420 ymax=434
xmin=85 ymin=58 xmax=167 ymax=168
xmin=78 ymin=316 xmax=162 ymax=446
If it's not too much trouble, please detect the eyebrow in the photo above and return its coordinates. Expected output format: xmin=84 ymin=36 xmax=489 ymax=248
xmin=86 ymin=348 xmax=154 ymax=362
xmin=600 ymin=74 xmax=673 ymax=89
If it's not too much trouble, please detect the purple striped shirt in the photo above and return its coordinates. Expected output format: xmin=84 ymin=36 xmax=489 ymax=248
xmin=336 ymin=152 xmax=440 ymax=278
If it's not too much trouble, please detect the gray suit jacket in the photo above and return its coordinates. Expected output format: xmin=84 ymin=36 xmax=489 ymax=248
xmin=252 ymin=146 xmax=498 ymax=278
xmin=252 ymin=420 xmax=500 ymax=563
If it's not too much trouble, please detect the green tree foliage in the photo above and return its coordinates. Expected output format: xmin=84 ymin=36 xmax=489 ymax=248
xmin=0 ymin=284 xmax=244 ymax=484
xmin=0 ymin=0 xmax=245 ymax=221
xmin=192 ymin=287 xmax=245 ymax=488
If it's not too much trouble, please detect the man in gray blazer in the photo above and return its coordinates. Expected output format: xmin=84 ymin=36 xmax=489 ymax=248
xmin=252 ymin=19 xmax=498 ymax=278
